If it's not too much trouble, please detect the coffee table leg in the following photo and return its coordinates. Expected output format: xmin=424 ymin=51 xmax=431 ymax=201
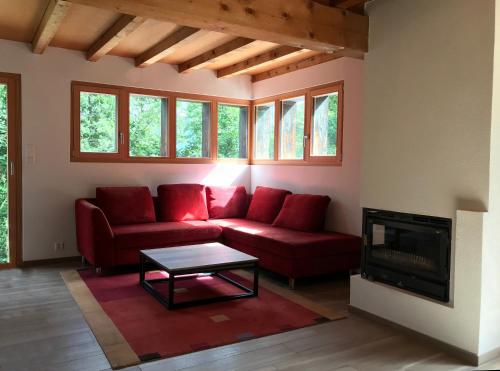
xmin=253 ymin=263 xmax=259 ymax=297
xmin=139 ymin=254 xmax=145 ymax=284
xmin=168 ymin=273 xmax=175 ymax=310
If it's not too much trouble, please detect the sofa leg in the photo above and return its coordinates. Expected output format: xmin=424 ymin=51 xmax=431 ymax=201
xmin=81 ymin=256 xmax=87 ymax=267
xmin=288 ymin=278 xmax=296 ymax=290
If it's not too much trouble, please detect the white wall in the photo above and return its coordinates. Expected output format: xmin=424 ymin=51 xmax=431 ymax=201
xmin=351 ymin=0 xmax=496 ymax=356
xmin=479 ymin=0 xmax=500 ymax=356
xmin=0 ymin=40 xmax=252 ymax=261
xmin=251 ymin=58 xmax=363 ymax=235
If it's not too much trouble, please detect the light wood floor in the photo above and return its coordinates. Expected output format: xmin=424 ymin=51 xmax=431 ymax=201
xmin=1 ymin=263 xmax=499 ymax=371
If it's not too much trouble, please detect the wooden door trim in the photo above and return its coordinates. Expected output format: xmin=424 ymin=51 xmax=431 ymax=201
xmin=0 ymin=72 xmax=22 ymax=268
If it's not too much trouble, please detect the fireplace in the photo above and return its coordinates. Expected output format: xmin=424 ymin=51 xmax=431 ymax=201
xmin=361 ymin=208 xmax=452 ymax=302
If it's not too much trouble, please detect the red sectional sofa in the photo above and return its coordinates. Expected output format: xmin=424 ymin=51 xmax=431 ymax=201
xmin=75 ymin=184 xmax=361 ymax=287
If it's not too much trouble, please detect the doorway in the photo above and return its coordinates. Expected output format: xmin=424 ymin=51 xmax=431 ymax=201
xmin=0 ymin=73 xmax=21 ymax=268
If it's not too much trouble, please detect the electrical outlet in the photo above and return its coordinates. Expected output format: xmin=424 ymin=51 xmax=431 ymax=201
xmin=54 ymin=242 xmax=65 ymax=251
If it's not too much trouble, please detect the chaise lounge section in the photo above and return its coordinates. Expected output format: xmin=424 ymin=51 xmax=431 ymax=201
xmin=75 ymin=184 xmax=361 ymax=287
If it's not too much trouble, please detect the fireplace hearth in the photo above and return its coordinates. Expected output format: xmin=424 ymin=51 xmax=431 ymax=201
xmin=361 ymin=208 xmax=452 ymax=302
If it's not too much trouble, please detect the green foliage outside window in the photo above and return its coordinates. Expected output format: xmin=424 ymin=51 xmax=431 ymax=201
xmin=312 ymin=93 xmax=338 ymax=156
xmin=176 ymin=100 xmax=210 ymax=158
xmin=0 ymin=84 xmax=8 ymax=263
xmin=129 ymin=95 xmax=167 ymax=157
xmin=217 ymin=104 xmax=248 ymax=159
xmin=80 ymin=92 xmax=117 ymax=153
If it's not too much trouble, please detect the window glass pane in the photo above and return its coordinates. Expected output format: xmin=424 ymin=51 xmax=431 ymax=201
xmin=280 ymin=96 xmax=304 ymax=160
xmin=254 ymin=103 xmax=275 ymax=160
xmin=80 ymin=92 xmax=118 ymax=153
xmin=176 ymin=100 xmax=210 ymax=158
xmin=129 ymin=94 xmax=168 ymax=157
xmin=0 ymin=84 xmax=8 ymax=264
xmin=312 ymin=92 xmax=338 ymax=156
xmin=217 ymin=104 xmax=248 ymax=159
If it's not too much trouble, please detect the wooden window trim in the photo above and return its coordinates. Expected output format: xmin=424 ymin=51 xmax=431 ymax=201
xmin=309 ymin=82 xmax=343 ymax=166
xmin=216 ymin=102 xmax=250 ymax=161
xmin=71 ymin=81 xmax=251 ymax=164
xmin=71 ymin=81 xmax=342 ymax=166
xmin=71 ymin=83 xmax=123 ymax=162
xmin=175 ymin=97 xmax=212 ymax=160
xmin=252 ymin=100 xmax=277 ymax=162
xmin=250 ymin=81 xmax=344 ymax=166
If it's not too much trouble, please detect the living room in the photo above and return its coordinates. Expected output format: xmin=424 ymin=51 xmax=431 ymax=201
xmin=1 ymin=0 xmax=500 ymax=370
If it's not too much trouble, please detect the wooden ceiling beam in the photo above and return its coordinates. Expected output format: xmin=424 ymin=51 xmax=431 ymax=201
xmin=251 ymin=49 xmax=364 ymax=82
xmin=331 ymin=0 xmax=367 ymax=9
xmin=135 ymin=27 xmax=203 ymax=68
xmin=64 ymin=0 xmax=369 ymax=53
xmin=217 ymin=46 xmax=308 ymax=79
xmin=178 ymin=37 xmax=254 ymax=74
xmin=87 ymin=14 xmax=146 ymax=62
xmin=32 ymin=0 xmax=71 ymax=54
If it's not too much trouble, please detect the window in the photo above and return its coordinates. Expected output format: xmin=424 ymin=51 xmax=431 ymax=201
xmin=217 ymin=104 xmax=248 ymax=159
xmin=254 ymin=103 xmax=275 ymax=160
xmin=311 ymin=91 xmax=339 ymax=157
xmin=251 ymin=81 xmax=343 ymax=165
xmin=79 ymin=91 xmax=118 ymax=153
xmin=176 ymin=99 xmax=211 ymax=158
xmin=280 ymin=96 xmax=305 ymax=160
xmin=129 ymin=94 xmax=168 ymax=157
xmin=71 ymin=81 xmax=342 ymax=166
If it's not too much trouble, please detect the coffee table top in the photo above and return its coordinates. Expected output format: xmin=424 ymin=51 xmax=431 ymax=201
xmin=140 ymin=242 xmax=258 ymax=273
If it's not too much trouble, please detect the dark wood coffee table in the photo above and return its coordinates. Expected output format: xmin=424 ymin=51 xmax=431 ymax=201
xmin=139 ymin=242 xmax=259 ymax=310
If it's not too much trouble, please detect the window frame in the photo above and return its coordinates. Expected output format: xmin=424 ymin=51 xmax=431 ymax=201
xmin=309 ymin=83 xmax=343 ymax=166
xmin=252 ymin=100 xmax=278 ymax=162
xmin=250 ymin=81 xmax=344 ymax=166
xmin=278 ymin=94 xmax=306 ymax=162
xmin=71 ymin=82 xmax=123 ymax=162
xmin=127 ymin=92 xmax=170 ymax=160
xmin=215 ymin=102 xmax=250 ymax=162
xmin=174 ymin=97 xmax=213 ymax=160
xmin=71 ymin=81 xmax=251 ymax=164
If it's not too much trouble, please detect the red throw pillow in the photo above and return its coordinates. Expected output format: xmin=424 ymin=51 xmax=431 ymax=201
xmin=246 ymin=186 xmax=291 ymax=224
xmin=272 ymin=194 xmax=331 ymax=232
xmin=96 ymin=187 xmax=156 ymax=226
xmin=157 ymin=184 xmax=209 ymax=222
xmin=206 ymin=186 xmax=249 ymax=219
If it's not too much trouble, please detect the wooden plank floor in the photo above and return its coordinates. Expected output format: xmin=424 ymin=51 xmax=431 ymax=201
xmin=0 ymin=263 xmax=498 ymax=371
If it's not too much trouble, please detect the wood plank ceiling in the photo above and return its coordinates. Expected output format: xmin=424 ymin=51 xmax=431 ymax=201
xmin=0 ymin=0 xmax=369 ymax=81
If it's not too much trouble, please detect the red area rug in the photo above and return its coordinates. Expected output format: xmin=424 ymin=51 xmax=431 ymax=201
xmin=77 ymin=269 xmax=330 ymax=363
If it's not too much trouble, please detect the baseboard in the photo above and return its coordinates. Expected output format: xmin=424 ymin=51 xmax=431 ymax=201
xmin=348 ymin=305 xmax=480 ymax=366
xmin=478 ymin=345 xmax=500 ymax=365
xmin=21 ymin=256 xmax=81 ymax=267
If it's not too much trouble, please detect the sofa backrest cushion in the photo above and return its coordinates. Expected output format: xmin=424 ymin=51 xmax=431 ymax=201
xmin=96 ymin=186 xmax=156 ymax=226
xmin=206 ymin=186 xmax=249 ymax=219
xmin=272 ymin=194 xmax=331 ymax=232
xmin=157 ymin=183 xmax=209 ymax=222
xmin=246 ymin=186 xmax=291 ymax=224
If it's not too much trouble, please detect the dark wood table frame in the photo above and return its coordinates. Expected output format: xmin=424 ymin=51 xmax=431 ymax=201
xmin=139 ymin=251 xmax=259 ymax=310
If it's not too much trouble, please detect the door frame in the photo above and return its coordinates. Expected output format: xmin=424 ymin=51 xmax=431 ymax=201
xmin=0 ymin=72 xmax=22 ymax=268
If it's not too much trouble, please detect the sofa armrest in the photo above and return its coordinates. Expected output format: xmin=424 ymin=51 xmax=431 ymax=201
xmin=75 ymin=199 xmax=114 ymax=267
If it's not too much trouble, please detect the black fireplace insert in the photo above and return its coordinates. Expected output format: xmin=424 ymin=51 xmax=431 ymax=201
xmin=361 ymin=208 xmax=452 ymax=302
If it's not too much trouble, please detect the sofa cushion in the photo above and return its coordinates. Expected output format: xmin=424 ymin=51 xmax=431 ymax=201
xmin=246 ymin=186 xmax=291 ymax=224
xmin=157 ymin=184 xmax=209 ymax=222
xmin=210 ymin=218 xmax=361 ymax=259
xmin=206 ymin=186 xmax=248 ymax=219
xmin=112 ymin=221 xmax=222 ymax=250
xmin=96 ymin=187 xmax=156 ymax=226
xmin=272 ymin=194 xmax=331 ymax=232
